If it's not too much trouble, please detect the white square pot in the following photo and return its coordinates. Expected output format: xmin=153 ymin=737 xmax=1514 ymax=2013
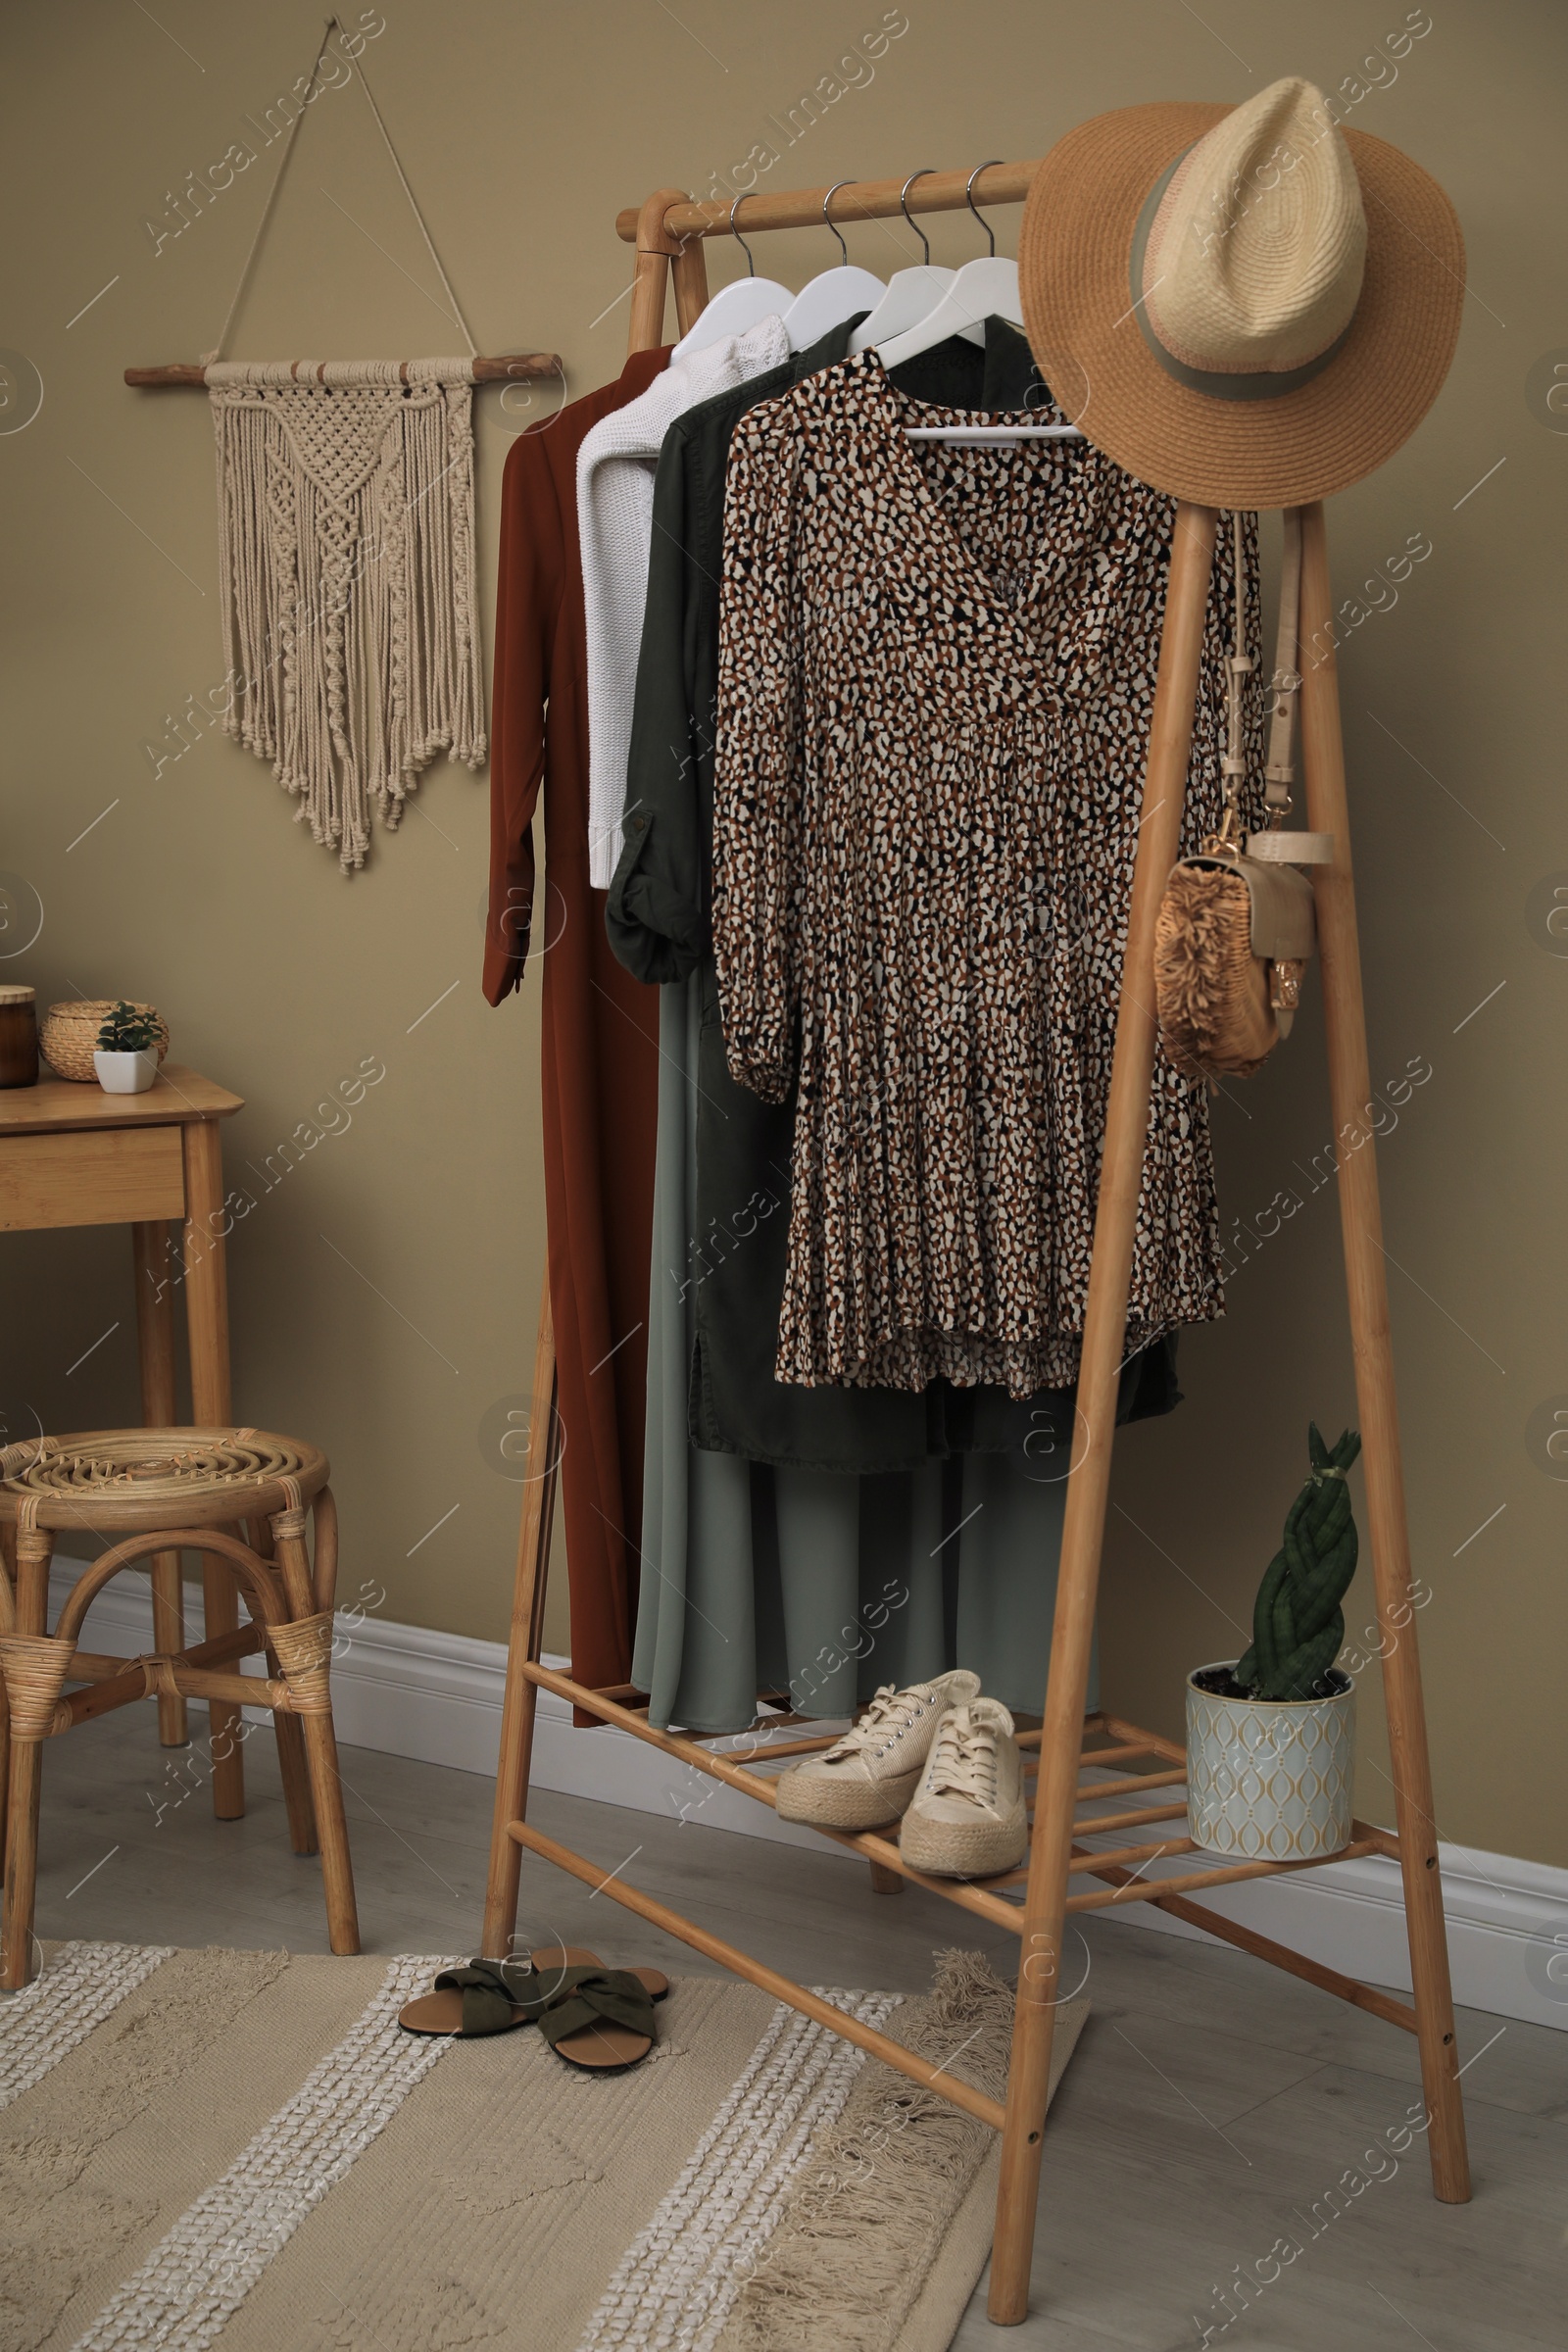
xmin=1186 ymin=1662 xmax=1355 ymax=1861
xmin=93 ymin=1049 xmax=159 ymax=1095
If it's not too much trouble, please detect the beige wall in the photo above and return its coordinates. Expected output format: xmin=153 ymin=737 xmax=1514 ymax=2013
xmin=2 ymin=0 xmax=1563 ymax=1864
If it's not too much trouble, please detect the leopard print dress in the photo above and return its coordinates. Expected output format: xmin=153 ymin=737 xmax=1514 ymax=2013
xmin=711 ymin=350 xmax=1260 ymax=1397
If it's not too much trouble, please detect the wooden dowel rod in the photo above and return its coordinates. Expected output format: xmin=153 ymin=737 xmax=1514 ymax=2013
xmin=1025 ymin=1740 xmax=1159 ymax=1777
xmin=510 ymin=1818 xmax=1008 ymax=2131
xmin=1070 ymin=1835 xmax=1198 ymax=1873
xmin=987 ymin=1827 xmax=1199 ymax=1892
xmin=1073 ymin=1766 xmax=1190 ymax=1803
xmin=1102 ymin=1714 xmax=1186 ymax=1765
xmin=1064 ymin=1838 xmax=1382 ymax=1914
xmin=615 ymin=160 xmax=1042 ymax=246
xmin=123 ymin=353 xmax=562 ymax=389
xmin=1038 ymin=1800 xmax=1191 ymax=1840
xmin=1068 ymin=1854 xmax=1420 ymax=2034
xmin=1117 ymin=1873 xmax=1418 ymax=2029
xmin=525 ymin=1660 xmax=788 ymax=1800
xmin=683 ymin=1713 xmax=825 ymax=1741
xmin=732 ymin=1734 xmax=848 ymax=1763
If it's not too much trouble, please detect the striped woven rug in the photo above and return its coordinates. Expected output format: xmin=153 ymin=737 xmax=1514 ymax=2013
xmin=1 ymin=1940 xmax=1085 ymax=2352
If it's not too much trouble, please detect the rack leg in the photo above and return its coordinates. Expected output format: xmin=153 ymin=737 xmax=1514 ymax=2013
xmin=628 ymin=186 xmax=690 ymax=357
xmin=480 ymin=1284 xmax=561 ymax=1960
xmin=1296 ymin=503 xmax=1469 ymax=2202
xmin=671 ymin=235 xmax=710 ymax=337
xmin=989 ymin=504 xmax=1220 ymax=2327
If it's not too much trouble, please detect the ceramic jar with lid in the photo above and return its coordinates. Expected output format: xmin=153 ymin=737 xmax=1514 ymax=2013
xmin=0 ymin=984 xmax=38 ymax=1087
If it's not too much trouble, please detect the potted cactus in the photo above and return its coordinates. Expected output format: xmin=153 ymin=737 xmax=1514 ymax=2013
xmin=1187 ymin=1425 xmax=1361 ymax=1861
xmin=93 ymin=1001 xmax=163 ymax=1095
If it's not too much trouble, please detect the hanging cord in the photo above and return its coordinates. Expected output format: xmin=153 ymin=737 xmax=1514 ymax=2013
xmin=205 ymin=14 xmax=478 ymax=367
xmin=348 ymin=24 xmax=477 ymax=358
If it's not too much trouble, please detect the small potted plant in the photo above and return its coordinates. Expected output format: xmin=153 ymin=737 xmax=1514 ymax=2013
xmin=93 ymin=1001 xmax=163 ymax=1095
xmin=1187 ymin=1425 xmax=1361 ymax=1861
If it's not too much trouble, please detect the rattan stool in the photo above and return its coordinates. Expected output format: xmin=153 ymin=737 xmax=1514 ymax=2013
xmin=0 ymin=1427 xmax=360 ymax=1988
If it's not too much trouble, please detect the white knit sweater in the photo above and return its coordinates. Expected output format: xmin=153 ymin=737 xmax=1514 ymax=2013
xmin=579 ymin=318 xmax=790 ymax=890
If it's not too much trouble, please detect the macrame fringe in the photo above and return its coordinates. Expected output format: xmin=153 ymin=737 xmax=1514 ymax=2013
xmin=209 ymin=359 xmax=485 ymax=871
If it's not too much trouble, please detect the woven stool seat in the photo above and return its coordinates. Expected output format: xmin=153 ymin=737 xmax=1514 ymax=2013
xmin=0 ymin=1427 xmax=328 ymax=1532
xmin=0 ymin=1423 xmax=357 ymax=1987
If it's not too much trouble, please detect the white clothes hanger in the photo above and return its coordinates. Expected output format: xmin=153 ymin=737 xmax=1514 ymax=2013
xmin=878 ymin=162 xmax=1024 ymax=368
xmin=671 ymin=194 xmax=790 ymax=361
xmin=886 ymin=163 xmax=1088 ymax=447
xmin=781 ymin=181 xmax=884 ymax=352
xmin=849 ymin=170 xmax=954 ymax=355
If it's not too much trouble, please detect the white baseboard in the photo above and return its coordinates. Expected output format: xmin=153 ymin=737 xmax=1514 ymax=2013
xmin=49 ymin=1559 xmax=1568 ymax=2032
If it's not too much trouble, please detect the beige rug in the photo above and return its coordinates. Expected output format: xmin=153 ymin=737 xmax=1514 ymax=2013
xmin=1 ymin=1940 xmax=1087 ymax=2352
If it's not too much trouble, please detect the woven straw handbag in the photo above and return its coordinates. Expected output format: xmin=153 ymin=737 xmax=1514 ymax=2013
xmin=1155 ymin=513 xmax=1325 ymax=1081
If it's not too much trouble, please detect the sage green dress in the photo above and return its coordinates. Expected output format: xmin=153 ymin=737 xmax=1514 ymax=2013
xmin=629 ymin=970 xmax=1085 ymax=1732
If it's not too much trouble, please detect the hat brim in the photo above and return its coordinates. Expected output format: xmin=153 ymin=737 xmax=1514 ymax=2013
xmin=1019 ymin=102 xmax=1465 ymax=508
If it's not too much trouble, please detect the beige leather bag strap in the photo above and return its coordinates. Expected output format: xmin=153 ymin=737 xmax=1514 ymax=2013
xmin=1213 ymin=507 xmax=1302 ymax=846
xmin=1262 ymin=507 xmax=1302 ymax=827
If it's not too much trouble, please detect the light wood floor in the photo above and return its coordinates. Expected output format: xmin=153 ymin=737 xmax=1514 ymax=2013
xmin=24 ymin=1708 xmax=1565 ymax=2349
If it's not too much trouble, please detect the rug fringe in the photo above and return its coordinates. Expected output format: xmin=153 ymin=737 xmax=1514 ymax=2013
xmin=716 ymin=1950 xmax=1051 ymax=2352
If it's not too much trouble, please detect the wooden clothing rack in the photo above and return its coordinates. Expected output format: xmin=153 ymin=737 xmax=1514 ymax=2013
xmin=481 ymin=166 xmax=1470 ymax=2327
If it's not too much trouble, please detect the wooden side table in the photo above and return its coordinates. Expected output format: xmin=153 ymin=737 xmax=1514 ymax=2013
xmin=0 ymin=1064 xmax=248 ymax=1809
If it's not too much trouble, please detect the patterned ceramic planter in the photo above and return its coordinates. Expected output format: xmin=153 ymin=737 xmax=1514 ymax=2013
xmin=1186 ymin=1663 xmax=1355 ymax=1861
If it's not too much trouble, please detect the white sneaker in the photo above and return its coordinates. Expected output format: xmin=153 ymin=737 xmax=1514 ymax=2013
xmin=899 ymin=1698 xmax=1028 ymax=1877
xmin=774 ymin=1672 xmax=982 ymax=1830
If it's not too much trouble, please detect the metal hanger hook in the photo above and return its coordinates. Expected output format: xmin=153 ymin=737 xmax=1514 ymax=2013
xmin=729 ymin=192 xmax=757 ymax=278
xmin=966 ymin=162 xmax=1001 ymax=257
xmin=900 ymin=170 xmax=935 ymax=267
xmin=822 ymin=179 xmax=853 ymax=266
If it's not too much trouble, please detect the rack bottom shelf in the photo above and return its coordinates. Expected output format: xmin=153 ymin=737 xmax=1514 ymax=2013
xmin=506 ymin=1664 xmax=1421 ymax=2059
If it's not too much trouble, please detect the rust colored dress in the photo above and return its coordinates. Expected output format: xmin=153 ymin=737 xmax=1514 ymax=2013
xmin=484 ymin=347 xmax=668 ymax=1691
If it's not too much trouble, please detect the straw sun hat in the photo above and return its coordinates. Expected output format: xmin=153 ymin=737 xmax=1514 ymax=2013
xmin=1019 ymin=76 xmax=1464 ymax=508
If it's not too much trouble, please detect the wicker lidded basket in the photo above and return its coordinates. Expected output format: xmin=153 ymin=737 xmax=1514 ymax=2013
xmin=40 ymin=1001 xmax=170 ymax=1082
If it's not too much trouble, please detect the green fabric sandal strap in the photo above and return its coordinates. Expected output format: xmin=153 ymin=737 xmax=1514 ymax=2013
xmin=430 ymin=1956 xmax=541 ymax=2037
xmin=530 ymin=1967 xmax=656 ymax=2050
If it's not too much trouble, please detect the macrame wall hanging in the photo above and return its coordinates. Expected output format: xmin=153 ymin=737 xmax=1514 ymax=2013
xmin=126 ymin=18 xmax=558 ymax=871
xmin=210 ymin=350 xmax=482 ymax=871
